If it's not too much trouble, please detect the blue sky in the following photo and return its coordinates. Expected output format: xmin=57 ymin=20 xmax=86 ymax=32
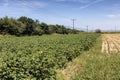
xmin=0 ymin=0 xmax=120 ymax=31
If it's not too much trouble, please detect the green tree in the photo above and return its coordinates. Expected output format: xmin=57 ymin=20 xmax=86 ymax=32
xmin=40 ymin=23 xmax=49 ymax=34
xmin=95 ymin=29 xmax=101 ymax=33
xmin=33 ymin=25 xmax=44 ymax=35
xmin=18 ymin=16 xmax=36 ymax=35
xmin=48 ymin=25 xmax=57 ymax=34
xmin=0 ymin=16 xmax=80 ymax=36
xmin=55 ymin=24 xmax=68 ymax=34
xmin=0 ymin=17 xmax=25 ymax=36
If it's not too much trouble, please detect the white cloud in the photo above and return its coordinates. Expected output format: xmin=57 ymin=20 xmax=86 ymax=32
xmin=1 ymin=0 xmax=48 ymax=8
xmin=0 ymin=0 xmax=48 ymax=17
xmin=106 ymin=14 xmax=120 ymax=18
xmin=80 ymin=0 xmax=104 ymax=9
xmin=17 ymin=0 xmax=47 ymax=8
xmin=78 ymin=0 xmax=91 ymax=3
xmin=54 ymin=0 xmax=91 ymax=3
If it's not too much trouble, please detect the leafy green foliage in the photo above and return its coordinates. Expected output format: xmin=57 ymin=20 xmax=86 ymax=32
xmin=0 ymin=16 xmax=80 ymax=36
xmin=18 ymin=16 xmax=36 ymax=35
xmin=0 ymin=16 xmax=25 ymax=36
xmin=0 ymin=33 xmax=100 ymax=79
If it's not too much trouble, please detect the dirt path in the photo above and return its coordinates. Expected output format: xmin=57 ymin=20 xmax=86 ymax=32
xmin=101 ymin=34 xmax=120 ymax=53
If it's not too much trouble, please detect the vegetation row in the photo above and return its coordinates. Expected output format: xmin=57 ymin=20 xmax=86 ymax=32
xmin=0 ymin=16 xmax=80 ymax=36
xmin=0 ymin=33 xmax=100 ymax=79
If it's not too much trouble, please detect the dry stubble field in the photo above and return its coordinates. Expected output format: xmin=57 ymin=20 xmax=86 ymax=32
xmin=101 ymin=34 xmax=120 ymax=53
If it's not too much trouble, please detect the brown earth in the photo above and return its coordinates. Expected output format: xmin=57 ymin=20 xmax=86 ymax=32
xmin=101 ymin=34 xmax=120 ymax=53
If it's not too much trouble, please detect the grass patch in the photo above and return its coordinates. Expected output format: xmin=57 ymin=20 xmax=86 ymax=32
xmin=72 ymin=37 xmax=120 ymax=80
xmin=56 ymin=36 xmax=101 ymax=80
xmin=57 ymin=36 xmax=120 ymax=80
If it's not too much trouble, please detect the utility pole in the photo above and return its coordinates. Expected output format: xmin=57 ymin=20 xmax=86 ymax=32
xmin=115 ymin=26 xmax=116 ymax=32
xmin=71 ymin=19 xmax=76 ymax=30
xmin=86 ymin=25 xmax=88 ymax=33
xmin=92 ymin=27 xmax=94 ymax=32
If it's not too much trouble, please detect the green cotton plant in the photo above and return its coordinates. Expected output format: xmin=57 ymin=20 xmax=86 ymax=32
xmin=0 ymin=33 xmax=100 ymax=79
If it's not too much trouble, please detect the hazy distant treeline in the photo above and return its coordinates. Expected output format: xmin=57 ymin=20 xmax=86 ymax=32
xmin=0 ymin=16 xmax=80 ymax=36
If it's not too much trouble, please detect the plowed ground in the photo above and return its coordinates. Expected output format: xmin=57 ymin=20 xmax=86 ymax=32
xmin=101 ymin=34 xmax=120 ymax=53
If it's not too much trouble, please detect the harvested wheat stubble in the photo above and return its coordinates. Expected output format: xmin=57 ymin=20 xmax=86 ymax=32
xmin=101 ymin=34 xmax=120 ymax=53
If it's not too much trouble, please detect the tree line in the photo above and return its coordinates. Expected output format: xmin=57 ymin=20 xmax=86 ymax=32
xmin=0 ymin=16 xmax=80 ymax=36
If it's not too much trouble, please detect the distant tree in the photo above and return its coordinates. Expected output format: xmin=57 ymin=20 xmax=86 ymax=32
xmin=48 ymin=25 xmax=57 ymax=34
xmin=0 ymin=16 xmax=80 ymax=36
xmin=11 ymin=19 xmax=25 ymax=36
xmin=0 ymin=17 xmax=25 ymax=36
xmin=95 ymin=29 xmax=101 ymax=33
xmin=35 ymin=19 xmax=40 ymax=25
xmin=56 ymin=24 xmax=66 ymax=34
xmin=33 ymin=25 xmax=44 ymax=35
xmin=18 ymin=16 xmax=36 ymax=35
xmin=40 ymin=23 xmax=49 ymax=34
xmin=66 ymin=28 xmax=79 ymax=34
